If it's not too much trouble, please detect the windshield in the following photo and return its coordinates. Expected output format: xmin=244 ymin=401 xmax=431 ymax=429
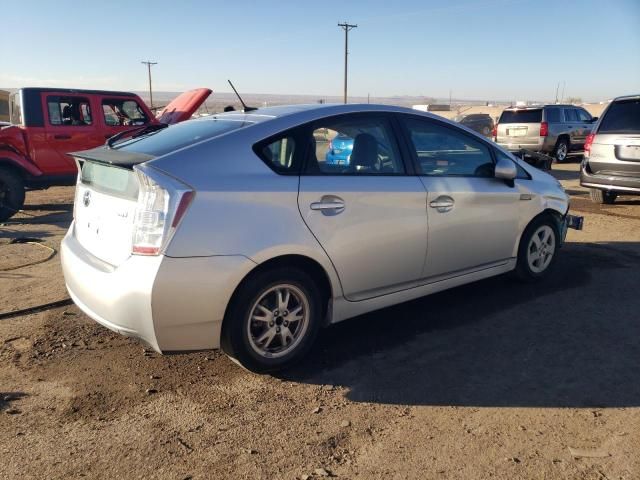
xmin=499 ymin=109 xmax=542 ymax=124
xmin=116 ymin=117 xmax=252 ymax=156
xmin=598 ymin=99 xmax=640 ymax=134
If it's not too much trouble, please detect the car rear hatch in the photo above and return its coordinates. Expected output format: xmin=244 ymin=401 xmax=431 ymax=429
xmin=72 ymin=150 xmax=152 ymax=267
xmin=496 ymin=108 xmax=543 ymax=144
xmin=589 ymin=98 xmax=640 ymax=175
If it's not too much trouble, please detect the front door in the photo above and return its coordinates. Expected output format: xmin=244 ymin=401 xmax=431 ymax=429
xmin=297 ymin=113 xmax=428 ymax=301
xmin=399 ymin=115 xmax=521 ymax=279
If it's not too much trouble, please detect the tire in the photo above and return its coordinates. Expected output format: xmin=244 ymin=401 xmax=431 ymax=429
xmin=515 ymin=215 xmax=560 ymax=282
xmin=221 ymin=267 xmax=323 ymax=373
xmin=553 ymin=138 xmax=570 ymax=162
xmin=589 ymin=188 xmax=617 ymax=205
xmin=0 ymin=167 xmax=25 ymax=222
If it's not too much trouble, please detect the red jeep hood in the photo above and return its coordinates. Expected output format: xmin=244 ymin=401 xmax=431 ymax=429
xmin=157 ymin=88 xmax=212 ymax=124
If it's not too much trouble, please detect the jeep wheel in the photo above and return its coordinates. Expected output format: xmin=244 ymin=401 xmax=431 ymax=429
xmin=0 ymin=167 xmax=25 ymax=222
xmin=589 ymin=188 xmax=617 ymax=205
xmin=553 ymin=138 xmax=569 ymax=162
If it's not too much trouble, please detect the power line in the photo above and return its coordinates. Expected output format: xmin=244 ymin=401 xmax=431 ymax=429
xmin=338 ymin=22 xmax=357 ymax=104
xmin=141 ymin=61 xmax=158 ymax=109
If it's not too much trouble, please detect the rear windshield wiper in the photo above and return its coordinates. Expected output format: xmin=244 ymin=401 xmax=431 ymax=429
xmin=105 ymin=123 xmax=169 ymax=149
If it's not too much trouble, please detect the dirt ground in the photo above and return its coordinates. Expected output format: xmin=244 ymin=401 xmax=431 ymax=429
xmin=1 ymin=160 xmax=639 ymax=480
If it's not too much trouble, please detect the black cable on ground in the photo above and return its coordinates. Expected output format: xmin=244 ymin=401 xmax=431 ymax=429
xmin=0 ymin=298 xmax=73 ymax=320
xmin=0 ymin=238 xmax=57 ymax=272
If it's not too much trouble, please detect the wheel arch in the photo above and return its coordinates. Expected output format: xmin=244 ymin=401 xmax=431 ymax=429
xmin=221 ymin=254 xmax=335 ymax=336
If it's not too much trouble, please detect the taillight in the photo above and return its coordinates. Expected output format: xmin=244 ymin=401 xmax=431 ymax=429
xmin=540 ymin=121 xmax=549 ymax=137
xmin=131 ymin=166 xmax=194 ymax=256
xmin=584 ymin=133 xmax=594 ymax=157
xmin=491 ymin=124 xmax=497 ymax=139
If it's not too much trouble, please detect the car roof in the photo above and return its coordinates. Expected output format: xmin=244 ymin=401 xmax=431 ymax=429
xmin=612 ymin=94 xmax=640 ymax=101
xmin=503 ymin=104 xmax=578 ymax=111
xmin=19 ymin=87 xmax=138 ymax=97
xmin=204 ymin=103 xmax=443 ymax=125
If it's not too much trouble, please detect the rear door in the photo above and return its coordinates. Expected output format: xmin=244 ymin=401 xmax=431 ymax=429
xmin=34 ymin=93 xmax=100 ymax=173
xmin=297 ymin=113 xmax=429 ymax=301
xmin=590 ymin=98 xmax=640 ymax=173
xmin=399 ymin=114 xmax=521 ymax=279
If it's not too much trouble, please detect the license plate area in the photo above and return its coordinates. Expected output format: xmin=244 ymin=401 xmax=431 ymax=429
xmin=616 ymin=145 xmax=640 ymax=161
xmin=507 ymin=127 xmax=527 ymax=136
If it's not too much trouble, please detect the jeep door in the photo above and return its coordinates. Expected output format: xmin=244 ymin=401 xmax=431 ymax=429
xmin=297 ymin=113 xmax=429 ymax=301
xmin=34 ymin=93 xmax=100 ymax=173
xmin=398 ymin=114 xmax=521 ymax=279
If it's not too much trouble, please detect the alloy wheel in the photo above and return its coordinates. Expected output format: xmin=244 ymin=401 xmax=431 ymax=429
xmin=247 ymin=284 xmax=310 ymax=359
xmin=527 ymin=225 xmax=556 ymax=273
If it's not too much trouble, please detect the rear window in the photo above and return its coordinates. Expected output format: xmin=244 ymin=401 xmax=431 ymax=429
xmin=598 ymin=99 xmax=640 ymax=134
xmin=116 ymin=118 xmax=251 ymax=156
xmin=81 ymin=161 xmax=138 ymax=199
xmin=499 ymin=109 xmax=542 ymax=123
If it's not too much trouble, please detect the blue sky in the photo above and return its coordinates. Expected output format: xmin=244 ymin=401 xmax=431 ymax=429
xmin=1 ymin=0 xmax=638 ymax=101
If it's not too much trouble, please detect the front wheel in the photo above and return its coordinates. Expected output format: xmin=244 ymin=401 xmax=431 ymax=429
xmin=0 ymin=167 xmax=25 ymax=222
xmin=515 ymin=216 xmax=560 ymax=282
xmin=221 ymin=267 xmax=323 ymax=373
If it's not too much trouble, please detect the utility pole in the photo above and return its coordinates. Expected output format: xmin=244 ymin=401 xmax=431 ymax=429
xmin=141 ymin=60 xmax=158 ymax=109
xmin=561 ymin=81 xmax=566 ymax=103
xmin=554 ymin=82 xmax=560 ymax=104
xmin=338 ymin=22 xmax=357 ymax=104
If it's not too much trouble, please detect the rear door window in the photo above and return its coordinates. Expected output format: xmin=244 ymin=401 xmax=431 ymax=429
xmin=545 ymin=109 xmax=561 ymax=123
xmin=47 ymin=96 xmax=92 ymax=126
xmin=499 ymin=109 xmax=542 ymax=123
xmin=598 ymin=99 xmax=640 ymax=134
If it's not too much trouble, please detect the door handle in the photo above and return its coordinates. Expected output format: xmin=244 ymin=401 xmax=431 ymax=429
xmin=310 ymin=196 xmax=345 ymax=215
xmin=429 ymin=196 xmax=455 ymax=213
xmin=54 ymin=134 xmax=71 ymax=140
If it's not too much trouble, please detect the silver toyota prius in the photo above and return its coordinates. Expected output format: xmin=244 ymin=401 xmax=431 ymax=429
xmin=61 ymin=104 xmax=580 ymax=372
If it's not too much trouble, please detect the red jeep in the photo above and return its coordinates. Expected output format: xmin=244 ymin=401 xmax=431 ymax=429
xmin=0 ymin=87 xmax=211 ymax=221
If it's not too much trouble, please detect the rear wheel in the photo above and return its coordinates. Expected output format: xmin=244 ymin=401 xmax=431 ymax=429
xmin=589 ymin=188 xmax=617 ymax=204
xmin=221 ymin=267 xmax=323 ymax=373
xmin=515 ymin=216 xmax=559 ymax=282
xmin=0 ymin=167 xmax=25 ymax=222
xmin=554 ymin=138 xmax=569 ymax=162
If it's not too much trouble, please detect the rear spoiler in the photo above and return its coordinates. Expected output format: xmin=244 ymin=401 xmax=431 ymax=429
xmin=70 ymin=146 xmax=154 ymax=169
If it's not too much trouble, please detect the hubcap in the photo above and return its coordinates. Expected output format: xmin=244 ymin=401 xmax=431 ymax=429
xmin=527 ymin=225 xmax=556 ymax=273
xmin=247 ymin=284 xmax=309 ymax=359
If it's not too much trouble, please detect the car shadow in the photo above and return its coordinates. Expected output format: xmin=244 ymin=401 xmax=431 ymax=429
xmin=280 ymin=242 xmax=640 ymax=408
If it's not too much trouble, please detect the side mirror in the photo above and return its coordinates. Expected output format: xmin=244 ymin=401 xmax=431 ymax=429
xmin=495 ymin=156 xmax=517 ymax=187
xmin=590 ymin=116 xmax=598 ymax=123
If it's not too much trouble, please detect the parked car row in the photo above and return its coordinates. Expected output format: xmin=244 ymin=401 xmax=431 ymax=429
xmin=61 ymin=103 xmax=583 ymax=372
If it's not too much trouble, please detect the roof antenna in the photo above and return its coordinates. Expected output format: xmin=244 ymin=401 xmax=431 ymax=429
xmin=227 ymin=80 xmax=257 ymax=112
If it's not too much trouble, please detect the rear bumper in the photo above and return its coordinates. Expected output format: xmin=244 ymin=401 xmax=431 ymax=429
xmin=61 ymin=224 xmax=257 ymax=353
xmin=497 ymin=137 xmax=551 ymax=153
xmin=580 ymin=166 xmax=640 ymax=193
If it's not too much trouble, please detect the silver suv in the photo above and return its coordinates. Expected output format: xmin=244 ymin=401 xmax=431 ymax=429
xmin=495 ymin=104 xmax=596 ymax=162
xmin=580 ymin=95 xmax=640 ymax=203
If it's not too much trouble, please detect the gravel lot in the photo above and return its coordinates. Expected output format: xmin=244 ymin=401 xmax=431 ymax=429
xmin=1 ymin=161 xmax=639 ymax=479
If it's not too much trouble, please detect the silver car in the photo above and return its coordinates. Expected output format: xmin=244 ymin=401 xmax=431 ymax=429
xmin=61 ymin=104 xmax=579 ymax=372
xmin=580 ymin=94 xmax=640 ymax=203
xmin=495 ymin=104 xmax=596 ymax=162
